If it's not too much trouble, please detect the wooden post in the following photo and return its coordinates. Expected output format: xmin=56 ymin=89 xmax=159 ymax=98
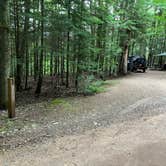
xmin=8 ymin=78 xmax=15 ymax=118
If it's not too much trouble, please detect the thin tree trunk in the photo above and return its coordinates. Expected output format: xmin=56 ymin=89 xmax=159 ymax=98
xmin=14 ymin=0 xmax=22 ymax=91
xmin=24 ymin=0 xmax=30 ymax=89
xmin=50 ymin=51 xmax=53 ymax=76
xmin=35 ymin=0 xmax=44 ymax=95
xmin=123 ymin=44 xmax=129 ymax=74
xmin=66 ymin=0 xmax=71 ymax=88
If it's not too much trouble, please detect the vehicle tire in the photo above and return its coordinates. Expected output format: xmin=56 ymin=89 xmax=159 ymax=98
xmin=143 ymin=68 xmax=146 ymax=73
xmin=132 ymin=67 xmax=136 ymax=72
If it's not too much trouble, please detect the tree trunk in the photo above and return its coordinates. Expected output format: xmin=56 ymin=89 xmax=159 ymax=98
xmin=123 ymin=44 xmax=129 ymax=74
xmin=0 ymin=0 xmax=10 ymax=110
xmin=24 ymin=0 xmax=30 ymax=89
xmin=35 ymin=0 xmax=44 ymax=95
xmin=66 ymin=0 xmax=71 ymax=88
xmin=14 ymin=0 xmax=22 ymax=91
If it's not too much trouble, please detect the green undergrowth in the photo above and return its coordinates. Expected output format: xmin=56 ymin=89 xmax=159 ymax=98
xmin=83 ymin=79 xmax=120 ymax=95
xmin=85 ymin=80 xmax=109 ymax=93
xmin=49 ymin=98 xmax=73 ymax=111
xmin=50 ymin=99 xmax=67 ymax=105
xmin=0 ymin=117 xmax=14 ymax=133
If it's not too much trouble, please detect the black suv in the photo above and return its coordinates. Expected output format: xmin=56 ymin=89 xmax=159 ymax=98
xmin=128 ymin=56 xmax=147 ymax=73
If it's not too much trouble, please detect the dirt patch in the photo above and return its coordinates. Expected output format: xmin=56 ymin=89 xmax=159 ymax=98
xmin=2 ymin=113 xmax=166 ymax=166
xmin=1 ymin=70 xmax=166 ymax=165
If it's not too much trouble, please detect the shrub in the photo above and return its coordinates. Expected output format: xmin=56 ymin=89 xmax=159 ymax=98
xmin=79 ymin=75 xmax=110 ymax=95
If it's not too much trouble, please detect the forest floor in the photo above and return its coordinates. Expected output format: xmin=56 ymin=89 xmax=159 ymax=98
xmin=1 ymin=70 xmax=166 ymax=165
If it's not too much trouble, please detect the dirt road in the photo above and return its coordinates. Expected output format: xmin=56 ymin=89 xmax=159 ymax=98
xmin=1 ymin=70 xmax=166 ymax=166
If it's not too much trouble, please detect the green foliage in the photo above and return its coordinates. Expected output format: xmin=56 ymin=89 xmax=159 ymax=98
xmin=86 ymin=80 xmax=109 ymax=94
xmin=50 ymin=99 xmax=67 ymax=106
xmin=6 ymin=0 xmax=166 ymax=97
xmin=78 ymin=75 xmax=111 ymax=94
xmin=0 ymin=119 xmax=14 ymax=133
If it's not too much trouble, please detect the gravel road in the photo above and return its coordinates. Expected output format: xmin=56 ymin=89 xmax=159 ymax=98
xmin=1 ymin=70 xmax=166 ymax=166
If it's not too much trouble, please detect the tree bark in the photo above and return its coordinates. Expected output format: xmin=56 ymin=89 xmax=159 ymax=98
xmin=0 ymin=0 xmax=10 ymax=110
xmin=66 ymin=0 xmax=71 ymax=88
xmin=24 ymin=0 xmax=30 ymax=89
xmin=35 ymin=0 xmax=44 ymax=95
xmin=14 ymin=0 xmax=22 ymax=91
xmin=123 ymin=44 xmax=129 ymax=74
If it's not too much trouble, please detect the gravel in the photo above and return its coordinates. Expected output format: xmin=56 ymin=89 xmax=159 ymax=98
xmin=1 ymin=70 xmax=166 ymax=151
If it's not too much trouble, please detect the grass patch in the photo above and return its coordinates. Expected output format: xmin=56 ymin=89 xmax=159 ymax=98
xmin=47 ymin=98 xmax=74 ymax=113
xmin=0 ymin=118 xmax=14 ymax=133
xmin=49 ymin=98 xmax=72 ymax=111
xmin=50 ymin=99 xmax=67 ymax=106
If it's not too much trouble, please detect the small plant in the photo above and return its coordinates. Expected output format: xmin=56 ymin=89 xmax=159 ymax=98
xmin=79 ymin=75 xmax=111 ymax=95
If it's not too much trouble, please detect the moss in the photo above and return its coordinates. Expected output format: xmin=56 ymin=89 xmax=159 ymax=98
xmin=0 ymin=126 xmax=6 ymax=133
xmin=0 ymin=119 xmax=14 ymax=133
xmin=50 ymin=99 xmax=67 ymax=106
xmin=48 ymin=98 xmax=75 ymax=112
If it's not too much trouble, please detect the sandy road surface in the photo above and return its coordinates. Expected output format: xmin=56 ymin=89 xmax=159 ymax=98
xmin=1 ymin=70 xmax=166 ymax=166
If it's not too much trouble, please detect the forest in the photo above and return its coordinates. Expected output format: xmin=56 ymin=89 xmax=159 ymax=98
xmin=1 ymin=0 xmax=166 ymax=165
xmin=0 ymin=0 xmax=166 ymax=109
